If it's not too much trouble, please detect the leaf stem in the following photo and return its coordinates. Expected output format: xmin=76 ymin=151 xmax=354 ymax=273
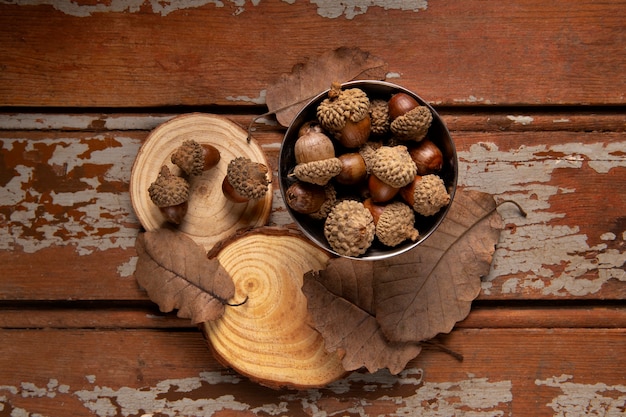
xmin=246 ymin=93 xmax=319 ymax=142
xmin=496 ymin=199 xmax=527 ymax=217
xmin=225 ymin=295 xmax=249 ymax=307
xmin=422 ymin=340 xmax=464 ymax=362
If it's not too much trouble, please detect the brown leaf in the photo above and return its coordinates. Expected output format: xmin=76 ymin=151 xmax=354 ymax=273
xmin=265 ymin=47 xmax=388 ymax=127
xmin=374 ymin=189 xmax=504 ymax=343
xmin=302 ymin=259 xmax=421 ymax=374
xmin=134 ymin=229 xmax=236 ymax=323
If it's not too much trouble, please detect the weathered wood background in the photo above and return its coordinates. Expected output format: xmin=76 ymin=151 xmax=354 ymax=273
xmin=1 ymin=1 xmax=625 ymax=416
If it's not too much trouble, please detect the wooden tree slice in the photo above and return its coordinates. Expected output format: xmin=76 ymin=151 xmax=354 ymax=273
xmin=202 ymin=228 xmax=346 ymax=389
xmin=130 ymin=113 xmax=272 ymax=251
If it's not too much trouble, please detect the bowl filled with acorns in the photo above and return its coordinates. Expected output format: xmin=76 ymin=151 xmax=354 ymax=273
xmin=279 ymin=80 xmax=457 ymax=260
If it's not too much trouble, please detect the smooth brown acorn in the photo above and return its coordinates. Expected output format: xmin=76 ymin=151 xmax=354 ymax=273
xmin=285 ymin=181 xmax=327 ymax=214
xmin=388 ymin=93 xmax=419 ymax=121
xmin=368 ymin=174 xmax=399 ymax=203
xmin=336 ymin=152 xmax=367 ymax=185
xmin=409 ymin=139 xmax=443 ymax=175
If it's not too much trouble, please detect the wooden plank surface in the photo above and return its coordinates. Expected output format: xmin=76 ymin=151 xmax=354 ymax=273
xmin=1 ymin=113 xmax=625 ymax=301
xmin=1 ymin=1 xmax=625 ymax=415
xmin=0 ymin=328 xmax=624 ymax=417
xmin=1 ymin=0 xmax=625 ymax=107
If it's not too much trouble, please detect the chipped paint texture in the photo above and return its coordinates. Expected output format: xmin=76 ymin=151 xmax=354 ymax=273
xmin=536 ymin=375 xmax=626 ymax=416
xmin=507 ymin=115 xmax=534 ymax=125
xmin=0 ymin=369 xmax=517 ymax=417
xmin=4 ymin=0 xmax=427 ymax=18
xmin=459 ymin=141 xmax=626 ymax=296
xmin=1 ymin=0 xmax=261 ymax=17
xmin=299 ymin=0 xmax=428 ymax=19
xmin=0 ymin=136 xmax=141 ymax=255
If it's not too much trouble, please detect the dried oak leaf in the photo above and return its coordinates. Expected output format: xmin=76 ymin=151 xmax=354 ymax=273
xmin=134 ymin=229 xmax=236 ymax=323
xmin=302 ymin=258 xmax=421 ymax=374
xmin=266 ymin=46 xmax=388 ymax=127
xmin=374 ymin=189 xmax=504 ymax=343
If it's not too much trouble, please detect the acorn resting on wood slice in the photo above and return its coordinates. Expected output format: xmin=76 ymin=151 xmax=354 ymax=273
xmin=148 ymin=165 xmax=189 ymax=224
xmin=202 ymin=228 xmax=346 ymax=389
xmin=222 ymin=157 xmax=270 ymax=203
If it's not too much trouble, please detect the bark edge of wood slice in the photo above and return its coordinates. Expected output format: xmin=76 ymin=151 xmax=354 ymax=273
xmin=130 ymin=113 xmax=273 ymax=251
xmin=201 ymin=227 xmax=347 ymax=389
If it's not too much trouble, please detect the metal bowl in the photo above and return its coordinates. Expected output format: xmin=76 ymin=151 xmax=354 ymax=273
xmin=279 ymin=80 xmax=457 ymax=260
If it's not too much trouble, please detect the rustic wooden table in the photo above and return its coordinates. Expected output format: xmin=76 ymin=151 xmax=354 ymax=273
xmin=1 ymin=1 xmax=625 ymax=416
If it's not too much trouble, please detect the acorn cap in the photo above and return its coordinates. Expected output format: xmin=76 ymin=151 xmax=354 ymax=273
xmin=375 ymin=201 xmax=419 ymax=247
xmin=371 ymin=145 xmax=417 ymax=188
xmin=309 ymin=184 xmax=338 ymax=220
xmin=369 ymin=99 xmax=390 ymax=136
xmin=358 ymin=141 xmax=382 ymax=174
xmin=324 ymin=200 xmax=375 ymax=257
xmin=171 ymin=140 xmax=204 ymax=176
xmin=316 ymin=82 xmax=370 ymax=132
xmin=409 ymin=174 xmax=451 ymax=216
xmin=148 ymin=165 xmax=190 ymax=207
xmin=390 ymin=106 xmax=433 ymax=141
xmin=226 ymin=157 xmax=269 ymax=199
xmin=293 ymin=158 xmax=342 ymax=186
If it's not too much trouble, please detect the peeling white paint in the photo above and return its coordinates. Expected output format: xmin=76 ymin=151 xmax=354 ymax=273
xmin=283 ymin=0 xmax=428 ymax=19
xmin=383 ymin=376 xmax=513 ymax=416
xmin=460 ymin=141 xmax=626 ymax=296
xmin=453 ymin=95 xmax=492 ymax=104
xmin=506 ymin=115 xmax=534 ymax=125
xmin=601 ymin=232 xmax=617 ymax=241
xmin=0 ymin=0 xmax=263 ymax=17
xmin=0 ymin=370 xmax=514 ymax=417
xmin=553 ymin=118 xmax=571 ymax=123
xmin=226 ymin=89 xmax=266 ymax=105
xmin=536 ymin=374 xmax=626 ymax=417
xmin=117 ymin=256 xmax=138 ymax=277
xmin=86 ymin=375 xmax=97 ymax=384
xmin=0 ymin=137 xmax=140 ymax=255
xmin=386 ymin=72 xmax=402 ymax=79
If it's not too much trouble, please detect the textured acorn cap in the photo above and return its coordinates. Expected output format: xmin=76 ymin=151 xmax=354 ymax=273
xmin=376 ymin=201 xmax=419 ymax=247
xmin=369 ymin=99 xmax=390 ymax=136
xmin=371 ymin=145 xmax=417 ymax=188
xmin=316 ymin=82 xmax=370 ymax=132
xmin=293 ymin=158 xmax=342 ymax=186
xmin=410 ymin=174 xmax=451 ymax=216
xmin=226 ymin=157 xmax=269 ymax=199
xmin=309 ymin=184 xmax=338 ymax=220
xmin=171 ymin=140 xmax=204 ymax=176
xmin=358 ymin=141 xmax=382 ymax=174
xmin=148 ymin=165 xmax=190 ymax=207
xmin=390 ymin=106 xmax=433 ymax=141
xmin=324 ymin=200 xmax=375 ymax=257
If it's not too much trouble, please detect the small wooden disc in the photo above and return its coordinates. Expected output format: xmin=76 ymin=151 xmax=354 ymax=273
xmin=130 ymin=113 xmax=272 ymax=251
xmin=202 ymin=229 xmax=346 ymax=389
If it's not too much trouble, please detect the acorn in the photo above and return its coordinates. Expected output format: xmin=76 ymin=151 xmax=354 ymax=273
xmin=368 ymin=173 xmax=400 ymax=203
xmin=408 ymin=139 xmax=443 ymax=175
xmin=400 ymin=174 xmax=451 ymax=216
xmin=335 ymin=152 xmax=367 ymax=185
xmin=285 ymin=181 xmax=327 ymax=214
xmin=222 ymin=157 xmax=269 ymax=203
xmin=148 ymin=165 xmax=190 ymax=224
xmin=369 ymin=99 xmax=391 ymax=136
xmin=171 ymin=140 xmax=221 ymax=176
xmin=324 ymin=199 xmax=375 ymax=257
xmin=390 ymin=106 xmax=433 ymax=142
xmin=292 ymin=129 xmax=342 ymax=185
xmin=370 ymin=145 xmax=417 ymax=189
xmin=388 ymin=93 xmax=419 ymax=121
xmin=317 ymin=82 xmax=371 ymax=148
xmin=364 ymin=199 xmax=419 ymax=247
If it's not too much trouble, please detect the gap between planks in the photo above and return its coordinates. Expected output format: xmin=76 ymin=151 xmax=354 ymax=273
xmin=1 ymin=109 xmax=625 ymax=133
xmin=1 ymin=302 xmax=625 ymax=330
